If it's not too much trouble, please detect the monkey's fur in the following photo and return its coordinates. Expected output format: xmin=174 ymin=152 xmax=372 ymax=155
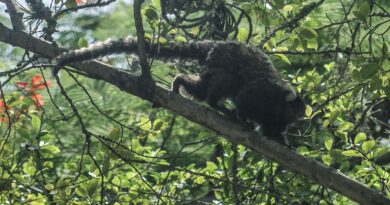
xmin=171 ymin=42 xmax=305 ymax=143
xmin=56 ymin=38 xmax=305 ymax=143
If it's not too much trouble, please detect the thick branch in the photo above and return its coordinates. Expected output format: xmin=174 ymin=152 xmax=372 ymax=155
xmin=0 ymin=23 xmax=389 ymax=205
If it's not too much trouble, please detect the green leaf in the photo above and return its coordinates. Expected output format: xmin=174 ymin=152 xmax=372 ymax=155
xmin=283 ymin=5 xmax=293 ymax=12
xmin=324 ymin=62 xmax=335 ymax=71
xmin=206 ymin=161 xmax=218 ymax=171
xmin=383 ymin=42 xmax=388 ymax=56
xmin=305 ymin=105 xmax=312 ymax=117
xmin=109 ymin=127 xmax=120 ymax=141
xmin=144 ymin=6 xmax=158 ymax=21
xmin=17 ymin=128 xmax=30 ymax=139
xmin=351 ymin=69 xmax=362 ymax=81
xmin=362 ymin=140 xmax=375 ymax=152
xmin=153 ymin=120 xmax=164 ymax=131
xmin=373 ymin=147 xmax=389 ymax=158
xmin=338 ymin=122 xmax=353 ymax=131
xmin=324 ymin=137 xmax=333 ymax=151
xmin=369 ymin=76 xmax=382 ymax=91
xmin=175 ymin=36 xmax=187 ymax=43
xmin=306 ymin=38 xmax=318 ymax=50
xmin=383 ymin=59 xmax=390 ymax=71
xmin=339 ymin=161 xmax=350 ymax=171
xmin=274 ymin=54 xmax=291 ymax=64
xmin=308 ymin=150 xmax=320 ymax=158
xmin=360 ymin=63 xmax=380 ymax=80
xmin=296 ymin=146 xmax=309 ymax=155
xmin=45 ymin=183 xmax=55 ymax=190
xmin=76 ymin=187 xmax=86 ymax=196
xmin=328 ymin=110 xmax=340 ymax=125
xmin=237 ymin=28 xmax=249 ymax=42
xmin=354 ymin=133 xmax=367 ymax=144
xmin=41 ymin=145 xmax=61 ymax=154
xmin=102 ymin=157 xmax=111 ymax=177
xmin=353 ymin=1 xmax=370 ymax=24
xmin=112 ymin=176 xmax=121 ymax=186
xmin=86 ymin=179 xmax=99 ymax=198
xmin=195 ymin=176 xmax=206 ymax=185
xmin=336 ymin=131 xmax=348 ymax=142
xmin=322 ymin=155 xmax=333 ymax=166
xmin=23 ymin=161 xmax=36 ymax=176
xmin=31 ymin=115 xmax=41 ymax=132
xmin=78 ymin=38 xmax=88 ymax=48
xmin=299 ymin=27 xmax=318 ymax=39
xmin=341 ymin=150 xmax=363 ymax=157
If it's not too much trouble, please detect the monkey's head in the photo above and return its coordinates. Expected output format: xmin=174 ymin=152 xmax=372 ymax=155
xmin=283 ymin=87 xmax=306 ymax=124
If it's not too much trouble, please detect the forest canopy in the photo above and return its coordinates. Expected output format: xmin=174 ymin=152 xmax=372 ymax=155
xmin=0 ymin=0 xmax=390 ymax=204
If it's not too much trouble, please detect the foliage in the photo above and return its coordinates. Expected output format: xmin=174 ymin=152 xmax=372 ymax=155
xmin=0 ymin=0 xmax=390 ymax=204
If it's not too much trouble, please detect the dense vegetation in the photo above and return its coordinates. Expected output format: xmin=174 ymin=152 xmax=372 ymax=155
xmin=0 ymin=0 xmax=389 ymax=204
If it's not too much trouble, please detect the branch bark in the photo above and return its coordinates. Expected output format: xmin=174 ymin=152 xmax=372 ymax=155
xmin=3 ymin=0 xmax=25 ymax=31
xmin=133 ymin=0 xmax=151 ymax=79
xmin=0 ymin=23 xmax=389 ymax=205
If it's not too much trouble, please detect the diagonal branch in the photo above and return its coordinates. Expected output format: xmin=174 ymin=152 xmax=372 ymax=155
xmin=260 ymin=0 xmax=325 ymax=47
xmin=0 ymin=23 xmax=389 ymax=205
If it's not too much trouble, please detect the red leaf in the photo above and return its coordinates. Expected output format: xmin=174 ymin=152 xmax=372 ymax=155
xmin=32 ymin=94 xmax=44 ymax=107
xmin=31 ymin=75 xmax=43 ymax=86
xmin=15 ymin=82 xmax=28 ymax=89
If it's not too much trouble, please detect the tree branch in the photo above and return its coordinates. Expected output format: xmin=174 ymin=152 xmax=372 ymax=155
xmin=0 ymin=23 xmax=389 ymax=205
xmin=260 ymin=0 xmax=325 ymax=47
xmin=3 ymin=0 xmax=25 ymax=31
xmin=133 ymin=0 xmax=151 ymax=79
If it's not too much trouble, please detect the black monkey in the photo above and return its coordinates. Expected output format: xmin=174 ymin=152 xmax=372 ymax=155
xmin=56 ymin=38 xmax=305 ymax=143
xmin=170 ymin=42 xmax=305 ymax=143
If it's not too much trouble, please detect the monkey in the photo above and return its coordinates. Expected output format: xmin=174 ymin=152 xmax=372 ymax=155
xmin=170 ymin=42 xmax=306 ymax=143
xmin=55 ymin=38 xmax=306 ymax=144
xmin=233 ymin=80 xmax=305 ymax=143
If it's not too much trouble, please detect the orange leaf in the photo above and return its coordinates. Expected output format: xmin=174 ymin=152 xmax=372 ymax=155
xmin=32 ymin=94 xmax=44 ymax=107
xmin=15 ymin=82 xmax=28 ymax=89
xmin=31 ymin=75 xmax=43 ymax=86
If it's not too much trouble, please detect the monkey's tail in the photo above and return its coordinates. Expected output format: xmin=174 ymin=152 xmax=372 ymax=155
xmin=56 ymin=38 xmax=138 ymax=66
xmin=56 ymin=37 xmax=216 ymax=66
xmin=171 ymin=74 xmax=208 ymax=101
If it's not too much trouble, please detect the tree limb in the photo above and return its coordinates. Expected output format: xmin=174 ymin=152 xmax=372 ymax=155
xmin=133 ymin=0 xmax=151 ymax=79
xmin=3 ymin=0 xmax=25 ymax=31
xmin=0 ymin=23 xmax=389 ymax=205
xmin=260 ymin=0 xmax=325 ymax=47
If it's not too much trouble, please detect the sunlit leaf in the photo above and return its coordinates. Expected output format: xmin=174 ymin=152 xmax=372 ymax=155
xmin=283 ymin=5 xmax=293 ymax=12
xmin=362 ymin=140 xmax=375 ymax=152
xmin=354 ymin=133 xmax=367 ymax=144
xmin=322 ymin=155 xmax=333 ymax=166
xmin=31 ymin=115 xmax=41 ymax=132
xmin=341 ymin=150 xmax=363 ymax=157
xmin=324 ymin=137 xmax=333 ymax=151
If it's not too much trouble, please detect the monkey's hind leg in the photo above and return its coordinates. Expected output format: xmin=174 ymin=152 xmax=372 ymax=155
xmin=171 ymin=74 xmax=209 ymax=101
xmin=206 ymin=73 xmax=239 ymax=115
